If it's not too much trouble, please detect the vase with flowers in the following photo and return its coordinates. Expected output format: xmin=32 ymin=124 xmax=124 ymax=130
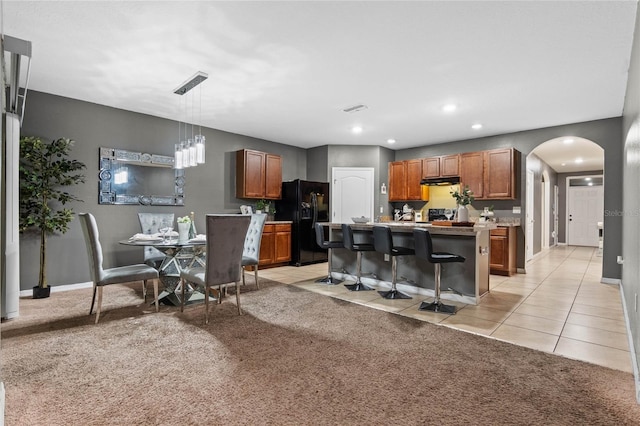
xmin=450 ymin=185 xmax=474 ymax=222
xmin=176 ymin=215 xmax=192 ymax=243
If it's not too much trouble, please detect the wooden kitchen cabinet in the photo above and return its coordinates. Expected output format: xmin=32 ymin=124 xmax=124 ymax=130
xmin=389 ymin=160 xmax=422 ymax=201
xmin=421 ymin=157 xmax=440 ymax=178
xmin=236 ymin=149 xmax=282 ymax=200
xmin=264 ymin=154 xmax=282 ymax=199
xmin=460 ymin=151 xmax=485 ymax=198
xmin=405 ymin=159 xmax=423 ymax=200
xmin=484 ymin=148 xmax=516 ymax=199
xmin=388 ymin=161 xmax=407 ymax=201
xmin=440 ymin=154 xmax=460 ymax=177
xmin=490 ymin=226 xmax=516 ymax=276
xmin=258 ymin=223 xmax=291 ymax=267
xmin=460 ymin=149 xmax=517 ymax=200
xmin=421 ymin=154 xmax=459 ymax=179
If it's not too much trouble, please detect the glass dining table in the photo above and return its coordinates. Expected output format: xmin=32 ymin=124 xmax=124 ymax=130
xmin=119 ymin=237 xmax=208 ymax=306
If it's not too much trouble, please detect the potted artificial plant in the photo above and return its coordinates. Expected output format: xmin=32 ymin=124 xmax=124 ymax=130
xmin=19 ymin=136 xmax=86 ymax=298
xmin=450 ymin=185 xmax=474 ymax=222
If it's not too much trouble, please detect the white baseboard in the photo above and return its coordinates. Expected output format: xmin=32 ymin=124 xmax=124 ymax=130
xmin=516 ymin=268 xmax=527 ymax=274
xmin=19 ymin=281 xmax=93 ymax=297
xmin=557 ymin=242 xmax=567 ymax=246
xmin=601 ymin=277 xmax=621 ymax=286
xmin=617 ymin=282 xmax=640 ymax=403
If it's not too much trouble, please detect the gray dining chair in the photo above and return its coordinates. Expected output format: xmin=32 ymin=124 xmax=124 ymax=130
xmin=241 ymin=213 xmax=267 ymax=290
xmin=138 ymin=212 xmax=175 ymax=268
xmin=179 ymin=214 xmax=251 ymax=324
xmin=79 ymin=213 xmax=160 ymax=324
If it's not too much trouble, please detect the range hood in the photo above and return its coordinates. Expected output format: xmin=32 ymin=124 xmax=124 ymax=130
xmin=420 ymin=176 xmax=460 ymax=186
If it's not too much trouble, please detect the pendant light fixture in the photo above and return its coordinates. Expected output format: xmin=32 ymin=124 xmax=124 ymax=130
xmin=173 ymin=71 xmax=208 ymax=169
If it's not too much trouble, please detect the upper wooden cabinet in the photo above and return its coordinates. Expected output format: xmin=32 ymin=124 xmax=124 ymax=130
xmin=421 ymin=154 xmax=459 ymax=179
xmin=236 ymin=149 xmax=282 ymax=200
xmin=388 ymin=159 xmax=422 ymax=201
xmin=264 ymin=154 xmax=282 ymax=199
xmin=484 ymin=148 xmax=516 ymax=199
xmin=421 ymin=157 xmax=440 ymax=178
xmin=460 ymin=148 xmax=518 ymax=200
xmin=440 ymin=154 xmax=460 ymax=177
xmin=388 ymin=161 xmax=407 ymax=201
xmin=460 ymin=151 xmax=485 ymax=199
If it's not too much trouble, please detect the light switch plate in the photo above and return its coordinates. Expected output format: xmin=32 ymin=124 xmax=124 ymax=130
xmin=512 ymin=206 xmax=521 ymax=214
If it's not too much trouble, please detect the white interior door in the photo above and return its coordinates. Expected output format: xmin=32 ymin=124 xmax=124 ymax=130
xmin=331 ymin=167 xmax=374 ymax=223
xmin=526 ymin=170 xmax=534 ymax=260
xmin=567 ymin=184 xmax=604 ymax=247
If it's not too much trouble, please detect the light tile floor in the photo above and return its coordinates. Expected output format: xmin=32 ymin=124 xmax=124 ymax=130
xmin=260 ymin=246 xmax=632 ymax=373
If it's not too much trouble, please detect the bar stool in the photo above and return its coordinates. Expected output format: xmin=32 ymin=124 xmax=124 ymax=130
xmin=314 ymin=222 xmax=343 ymax=285
xmin=341 ymin=223 xmax=374 ymax=291
xmin=372 ymin=225 xmax=414 ymax=299
xmin=413 ymin=228 xmax=465 ymax=314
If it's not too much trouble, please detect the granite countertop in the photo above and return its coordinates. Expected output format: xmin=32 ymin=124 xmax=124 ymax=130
xmin=266 ymin=220 xmax=293 ymax=224
xmin=325 ymin=221 xmax=496 ymax=236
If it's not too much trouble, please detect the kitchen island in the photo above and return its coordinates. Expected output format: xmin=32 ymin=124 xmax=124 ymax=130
xmin=322 ymin=222 xmax=496 ymax=305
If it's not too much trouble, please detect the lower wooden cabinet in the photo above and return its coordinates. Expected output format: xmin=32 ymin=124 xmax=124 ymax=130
xmin=258 ymin=223 xmax=291 ymax=268
xmin=490 ymin=226 xmax=516 ymax=276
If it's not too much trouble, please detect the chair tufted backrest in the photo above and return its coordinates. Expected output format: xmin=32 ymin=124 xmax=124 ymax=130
xmin=78 ymin=213 xmax=105 ymax=284
xmin=205 ymin=215 xmax=251 ymax=286
xmin=243 ymin=213 xmax=267 ymax=263
xmin=138 ymin=213 xmax=175 ymax=261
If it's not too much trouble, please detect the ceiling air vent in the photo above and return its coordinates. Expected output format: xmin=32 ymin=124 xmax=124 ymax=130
xmin=342 ymin=104 xmax=368 ymax=113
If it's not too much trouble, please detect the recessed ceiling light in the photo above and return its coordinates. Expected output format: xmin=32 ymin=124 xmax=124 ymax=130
xmin=387 ymin=139 xmax=396 ymax=144
xmin=351 ymin=126 xmax=363 ymax=134
xmin=442 ymin=104 xmax=457 ymax=113
xmin=563 ymin=138 xmax=574 ymax=144
xmin=561 ymin=163 xmax=566 ymax=166
xmin=471 ymin=123 xmax=483 ymax=130
xmin=588 ymin=182 xmax=593 ymax=186
xmin=575 ymin=157 xmax=583 ymax=164
xmin=585 ymin=177 xmax=592 ymax=181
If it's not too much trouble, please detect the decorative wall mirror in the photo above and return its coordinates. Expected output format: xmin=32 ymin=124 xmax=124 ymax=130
xmin=98 ymin=147 xmax=185 ymax=205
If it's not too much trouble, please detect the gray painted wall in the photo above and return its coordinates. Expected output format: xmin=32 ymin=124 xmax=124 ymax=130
xmin=395 ymin=118 xmax=623 ymax=279
xmin=20 ymin=91 xmax=307 ymax=290
xmin=556 ymin=170 xmax=603 ymax=244
xmin=622 ymin=2 xmax=640 ymax=402
xmin=526 ymin=153 xmax=558 ymax=254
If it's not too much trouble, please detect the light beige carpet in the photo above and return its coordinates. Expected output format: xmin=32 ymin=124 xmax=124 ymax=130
xmin=2 ymin=278 xmax=639 ymax=425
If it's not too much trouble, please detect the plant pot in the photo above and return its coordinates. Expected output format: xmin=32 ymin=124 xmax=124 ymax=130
xmin=177 ymin=222 xmax=190 ymax=243
xmin=456 ymin=205 xmax=469 ymax=222
xmin=32 ymin=286 xmax=51 ymax=299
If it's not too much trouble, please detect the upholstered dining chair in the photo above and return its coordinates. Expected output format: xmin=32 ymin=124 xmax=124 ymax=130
xmin=241 ymin=213 xmax=267 ymax=290
xmin=79 ymin=213 xmax=159 ymax=324
xmin=138 ymin=212 xmax=175 ymax=268
xmin=179 ymin=214 xmax=250 ymax=324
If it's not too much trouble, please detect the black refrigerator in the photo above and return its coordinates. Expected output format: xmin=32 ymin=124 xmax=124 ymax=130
xmin=275 ymin=179 xmax=330 ymax=266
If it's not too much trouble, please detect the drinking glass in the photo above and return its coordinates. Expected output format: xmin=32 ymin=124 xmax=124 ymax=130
xmin=444 ymin=208 xmax=453 ymax=221
xmin=160 ymin=219 xmax=173 ymax=243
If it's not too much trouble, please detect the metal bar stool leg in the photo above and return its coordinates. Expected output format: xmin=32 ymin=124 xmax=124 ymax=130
xmin=378 ymin=256 xmax=411 ymax=299
xmin=419 ymin=263 xmax=456 ymax=314
xmin=316 ymin=247 xmax=343 ymax=285
xmin=344 ymin=251 xmax=373 ymax=291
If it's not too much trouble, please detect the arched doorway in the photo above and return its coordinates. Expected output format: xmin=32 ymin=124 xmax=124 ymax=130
xmin=527 ymin=137 xmax=604 ymax=258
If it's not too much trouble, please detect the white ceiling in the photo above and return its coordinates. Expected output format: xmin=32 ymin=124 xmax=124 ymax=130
xmin=531 ymin=136 xmax=604 ymax=173
xmin=3 ymin=1 xmax=638 ymax=162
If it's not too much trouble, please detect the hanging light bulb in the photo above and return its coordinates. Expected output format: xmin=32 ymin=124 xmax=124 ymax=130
xmin=196 ymin=81 xmax=206 ymax=164
xmin=173 ymin=71 xmax=208 ymax=168
xmin=196 ymin=134 xmax=205 ymax=164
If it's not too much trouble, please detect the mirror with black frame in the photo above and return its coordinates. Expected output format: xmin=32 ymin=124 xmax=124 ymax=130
xmin=98 ymin=147 xmax=185 ymax=206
